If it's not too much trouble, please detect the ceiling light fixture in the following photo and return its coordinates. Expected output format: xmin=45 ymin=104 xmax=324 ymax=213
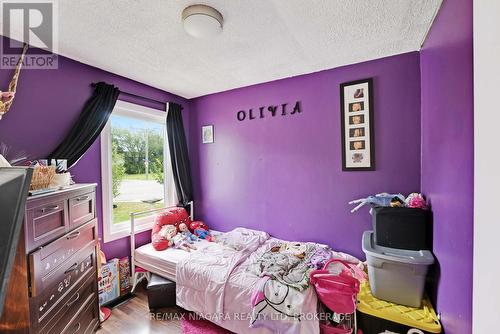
xmin=182 ymin=4 xmax=223 ymax=39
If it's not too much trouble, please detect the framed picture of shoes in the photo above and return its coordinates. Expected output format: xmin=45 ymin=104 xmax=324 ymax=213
xmin=340 ymin=78 xmax=375 ymax=171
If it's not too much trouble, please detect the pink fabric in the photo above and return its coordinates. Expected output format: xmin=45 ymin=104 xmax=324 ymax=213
xmin=319 ymin=323 xmax=354 ymax=334
xmin=176 ymin=233 xmax=320 ymax=334
xmin=182 ymin=315 xmax=233 ymax=334
xmin=250 ymin=276 xmax=269 ymax=307
xmin=309 ymin=259 xmax=360 ymax=314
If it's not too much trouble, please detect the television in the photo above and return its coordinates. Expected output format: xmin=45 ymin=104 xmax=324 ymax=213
xmin=0 ymin=167 xmax=32 ymax=317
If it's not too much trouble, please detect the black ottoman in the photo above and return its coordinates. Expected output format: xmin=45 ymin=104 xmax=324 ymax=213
xmin=146 ymin=274 xmax=176 ymax=310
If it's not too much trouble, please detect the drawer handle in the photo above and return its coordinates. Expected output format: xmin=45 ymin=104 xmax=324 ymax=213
xmin=40 ymin=205 xmax=60 ymax=213
xmin=66 ymin=231 xmax=81 ymax=240
xmin=76 ymin=195 xmax=90 ymax=202
xmin=64 ymin=262 xmax=78 ymax=274
xmin=71 ymin=322 xmax=81 ymax=334
xmin=66 ymin=292 xmax=80 ymax=307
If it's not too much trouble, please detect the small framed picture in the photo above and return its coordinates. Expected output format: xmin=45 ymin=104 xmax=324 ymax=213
xmin=340 ymin=78 xmax=375 ymax=171
xmin=202 ymin=125 xmax=214 ymax=144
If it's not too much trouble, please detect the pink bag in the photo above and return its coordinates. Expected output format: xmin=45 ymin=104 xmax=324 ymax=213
xmin=319 ymin=322 xmax=353 ymax=334
xmin=310 ymin=259 xmax=360 ymax=314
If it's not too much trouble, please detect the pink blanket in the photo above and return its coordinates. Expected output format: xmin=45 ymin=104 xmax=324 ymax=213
xmin=176 ymin=229 xmax=321 ymax=334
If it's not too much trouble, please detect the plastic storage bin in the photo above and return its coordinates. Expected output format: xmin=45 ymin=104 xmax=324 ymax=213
xmin=372 ymin=207 xmax=431 ymax=250
xmin=357 ymin=282 xmax=442 ymax=334
xmin=362 ymin=231 xmax=434 ymax=307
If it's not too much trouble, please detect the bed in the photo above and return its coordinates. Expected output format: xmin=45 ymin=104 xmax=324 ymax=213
xmin=134 ymin=236 xmax=217 ymax=281
xmin=129 ymin=203 xmax=196 ymax=282
xmin=129 ymin=205 xmax=363 ymax=334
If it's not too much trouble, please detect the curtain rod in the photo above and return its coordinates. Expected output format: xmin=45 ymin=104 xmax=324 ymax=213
xmin=90 ymin=82 xmax=169 ymax=108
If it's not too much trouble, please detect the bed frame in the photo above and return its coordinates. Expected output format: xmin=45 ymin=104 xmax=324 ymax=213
xmin=129 ymin=201 xmax=194 ymax=284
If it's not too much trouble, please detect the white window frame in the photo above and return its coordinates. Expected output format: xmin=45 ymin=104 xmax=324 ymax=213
xmin=101 ymin=100 xmax=175 ymax=243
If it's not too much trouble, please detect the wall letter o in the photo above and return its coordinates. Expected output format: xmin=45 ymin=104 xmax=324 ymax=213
xmin=237 ymin=110 xmax=246 ymax=121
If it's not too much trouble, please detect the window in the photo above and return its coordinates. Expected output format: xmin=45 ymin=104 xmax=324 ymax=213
xmin=101 ymin=101 xmax=175 ymax=242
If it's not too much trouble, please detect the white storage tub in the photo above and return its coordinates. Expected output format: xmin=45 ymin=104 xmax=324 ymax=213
xmin=362 ymin=231 xmax=434 ymax=307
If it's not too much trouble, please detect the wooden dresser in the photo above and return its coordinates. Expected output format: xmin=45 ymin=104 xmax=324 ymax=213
xmin=0 ymin=184 xmax=100 ymax=334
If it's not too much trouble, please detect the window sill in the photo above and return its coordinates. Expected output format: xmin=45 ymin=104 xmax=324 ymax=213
xmin=103 ymin=219 xmax=154 ymax=243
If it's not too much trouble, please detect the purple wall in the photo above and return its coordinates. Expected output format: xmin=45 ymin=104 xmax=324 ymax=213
xmin=189 ymin=52 xmax=422 ymax=259
xmin=420 ymin=0 xmax=473 ymax=333
xmin=0 ymin=36 xmax=190 ymax=259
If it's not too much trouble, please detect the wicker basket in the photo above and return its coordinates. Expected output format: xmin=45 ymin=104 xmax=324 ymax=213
xmin=30 ymin=165 xmax=56 ymax=191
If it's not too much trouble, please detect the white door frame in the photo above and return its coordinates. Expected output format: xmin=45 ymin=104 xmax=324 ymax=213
xmin=473 ymin=1 xmax=500 ymax=332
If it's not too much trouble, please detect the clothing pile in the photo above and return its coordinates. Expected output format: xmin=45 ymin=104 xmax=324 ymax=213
xmin=247 ymin=241 xmax=366 ymax=333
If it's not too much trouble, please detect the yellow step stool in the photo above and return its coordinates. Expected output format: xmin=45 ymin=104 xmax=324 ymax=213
xmin=356 ymin=282 xmax=442 ymax=334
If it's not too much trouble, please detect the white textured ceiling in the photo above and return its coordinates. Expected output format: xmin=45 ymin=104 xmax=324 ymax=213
xmin=4 ymin=0 xmax=442 ymax=98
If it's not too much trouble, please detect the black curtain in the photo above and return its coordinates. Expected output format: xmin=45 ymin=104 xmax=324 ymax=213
xmin=49 ymin=82 xmax=120 ymax=167
xmin=167 ymin=102 xmax=193 ymax=206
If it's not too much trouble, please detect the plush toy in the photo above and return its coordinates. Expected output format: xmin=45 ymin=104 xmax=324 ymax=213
xmin=179 ymin=222 xmax=199 ymax=243
xmin=349 ymin=193 xmax=406 ymax=213
xmin=158 ymin=225 xmax=176 ymax=245
xmin=159 ymin=224 xmax=196 ymax=252
xmin=151 ymin=207 xmax=192 ymax=251
xmin=190 ymin=221 xmax=214 ymax=242
xmin=405 ymin=192 xmax=427 ymax=209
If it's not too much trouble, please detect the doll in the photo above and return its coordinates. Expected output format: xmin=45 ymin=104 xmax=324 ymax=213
xmin=190 ymin=221 xmax=214 ymax=242
xmin=178 ymin=222 xmax=199 ymax=243
xmin=159 ymin=225 xmax=196 ymax=252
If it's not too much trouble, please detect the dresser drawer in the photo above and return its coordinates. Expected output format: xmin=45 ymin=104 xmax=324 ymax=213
xmin=68 ymin=192 xmax=96 ymax=230
xmin=46 ymin=295 xmax=98 ymax=334
xmin=34 ymin=271 xmax=97 ymax=334
xmin=62 ymin=297 xmax=99 ymax=334
xmin=25 ymin=199 xmax=69 ymax=251
xmin=29 ymin=246 xmax=96 ymax=333
xmin=29 ymin=220 xmax=97 ymax=286
xmin=30 ymin=242 xmax=95 ymax=299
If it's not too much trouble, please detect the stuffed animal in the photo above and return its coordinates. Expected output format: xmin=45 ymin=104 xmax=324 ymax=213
xmin=178 ymin=222 xmax=199 ymax=243
xmin=151 ymin=207 xmax=191 ymax=251
xmin=190 ymin=221 xmax=214 ymax=242
xmin=405 ymin=193 xmax=427 ymax=209
xmin=349 ymin=193 xmax=406 ymax=213
xmin=158 ymin=225 xmax=176 ymax=245
xmin=160 ymin=224 xmax=196 ymax=252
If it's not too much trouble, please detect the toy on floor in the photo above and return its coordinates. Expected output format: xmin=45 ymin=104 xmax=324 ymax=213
xmin=349 ymin=193 xmax=406 ymax=213
xmin=96 ymin=241 xmax=113 ymax=321
xmin=190 ymin=221 xmax=214 ymax=242
xmin=405 ymin=192 xmax=427 ymax=209
xmin=159 ymin=224 xmax=197 ymax=252
xmin=179 ymin=222 xmax=199 ymax=243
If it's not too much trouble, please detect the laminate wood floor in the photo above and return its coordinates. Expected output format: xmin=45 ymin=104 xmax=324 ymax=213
xmin=97 ymin=286 xmax=184 ymax=334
